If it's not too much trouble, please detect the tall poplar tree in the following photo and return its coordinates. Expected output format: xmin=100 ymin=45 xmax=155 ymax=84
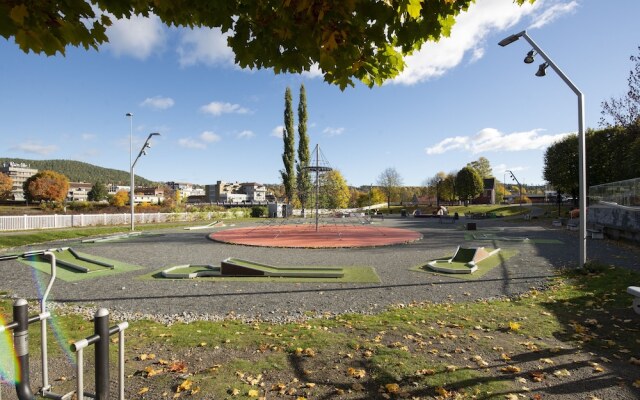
xmin=280 ymin=87 xmax=296 ymax=203
xmin=296 ymin=84 xmax=312 ymax=216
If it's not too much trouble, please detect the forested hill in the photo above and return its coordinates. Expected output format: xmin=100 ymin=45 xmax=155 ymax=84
xmin=0 ymin=158 xmax=155 ymax=185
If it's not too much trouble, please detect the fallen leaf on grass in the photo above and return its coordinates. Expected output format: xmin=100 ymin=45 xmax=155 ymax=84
xmin=138 ymin=387 xmax=149 ymax=395
xmin=553 ymin=369 xmax=571 ymax=378
xmin=530 ymin=371 xmax=545 ymax=382
xmin=385 ymin=383 xmax=400 ymax=393
xmin=415 ymin=369 xmax=435 ymax=376
xmin=508 ymin=321 xmax=521 ymax=332
xmin=176 ymin=379 xmax=192 ymax=393
xmin=169 ymin=361 xmax=188 ymax=373
xmin=347 ymin=367 xmax=366 ymax=378
xmin=247 ymin=389 xmax=260 ymax=397
xmin=500 ymin=366 xmax=521 ymax=374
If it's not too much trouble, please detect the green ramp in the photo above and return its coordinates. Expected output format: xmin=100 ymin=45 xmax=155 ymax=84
xmin=221 ymin=257 xmax=344 ymax=278
xmin=18 ymin=248 xmax=142 ymax=282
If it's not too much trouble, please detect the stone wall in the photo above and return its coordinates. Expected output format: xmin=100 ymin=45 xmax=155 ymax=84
xmin=588 ymin=203 xmax=640 ymax=242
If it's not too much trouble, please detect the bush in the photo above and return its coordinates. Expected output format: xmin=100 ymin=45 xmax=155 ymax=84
xmin=251 ymin=206 xmax=267 ymax=218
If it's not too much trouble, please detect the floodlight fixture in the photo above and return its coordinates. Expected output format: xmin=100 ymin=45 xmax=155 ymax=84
xmin=535 ymin=62 xmax=549 ymax=77
xmin=524 ymin=50 xmax=536 ymax=64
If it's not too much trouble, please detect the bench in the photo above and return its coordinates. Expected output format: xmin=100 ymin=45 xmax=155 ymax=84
xmin=628 ymin=286 xmax=640 ymax=314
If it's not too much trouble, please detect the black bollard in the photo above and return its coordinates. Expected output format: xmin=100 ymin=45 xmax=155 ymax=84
xmin=13 ymin=299 xmax=34 ymax=400
xmin=94 ymin=308 xmax=110 ymax=400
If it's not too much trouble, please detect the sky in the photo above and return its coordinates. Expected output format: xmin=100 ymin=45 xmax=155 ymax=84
xmin=1 ymin=0 xmax=638 ymax=188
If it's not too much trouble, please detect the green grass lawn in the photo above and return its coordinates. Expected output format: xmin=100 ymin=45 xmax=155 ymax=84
xmin=2 ymin=263 xmax=638 ymax=399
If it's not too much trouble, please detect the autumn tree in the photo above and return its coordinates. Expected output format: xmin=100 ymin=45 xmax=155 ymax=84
xmin=296 ymin=84 xmax=312 ymax=216
xmin=23 ymin=170 xmax=69 ymax=203
xmin=87 ymin=181 xmax=108 ymax=201
xmin=600 ymin=46 xmax=640 ymax=133
xmin=281 ymin=87 xmax=296 ymax=203
xmin=0 ymin=173 xmax=13 ymax=200
xmin=110 ymin=189 xmax=129 ymax=207
xmin=467 ymin=157 xmax=493 ymax=178
xmin=455 ymin=167 xmax=483 ymax=205
xmin=377 ymin=167 xmax=403 ymax=209
xmin=1 ymin=1 xmax=533 ymax=89
xmin=319 ymin=170 xmax=350 ymax=209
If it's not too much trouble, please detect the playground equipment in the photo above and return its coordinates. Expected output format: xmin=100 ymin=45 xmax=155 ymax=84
xmin=0 ymin=250 xmax=128 ymax=400
xmin=161 ymin=258 xmax=345 ymax=279
xmin=426 ymin=246 xmax=501 ymax=274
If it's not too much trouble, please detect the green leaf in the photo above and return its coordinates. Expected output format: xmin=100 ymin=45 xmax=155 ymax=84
xmin=406 ymin=0 xmax=422 ymax=19
xmin=10 ymin=5 xmax=28 ymax=25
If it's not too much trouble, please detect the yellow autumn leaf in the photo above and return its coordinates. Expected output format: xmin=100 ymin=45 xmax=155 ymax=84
xmin=138 ymin=387 xmax=149 ymax=395
xmin=248 ymin=389 xmax=260 ymax=397
xmin=176 ymin=379 xmax=192 ymax=393
xmin=385 ymin=383 xmax=400 ymax=393
xmin=435 ymin=387 xmax=450 ymax=397
xmin=500 ymin=365 xmax=521 ymax=374
xmin=508 ymin=321 xmax=521 ymax=332
xmin=347 ymin=367 xmax=366 ymax=378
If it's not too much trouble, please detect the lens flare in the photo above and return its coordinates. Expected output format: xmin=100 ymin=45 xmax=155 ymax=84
xmin=26 ymin=255 xmax=77 ymax=365
xmin=0 ymin=314 xmax=19 ymax=385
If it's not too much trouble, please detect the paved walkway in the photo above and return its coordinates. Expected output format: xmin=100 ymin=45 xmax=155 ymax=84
xmin=1 ymin=216 xmax=638 ymax=322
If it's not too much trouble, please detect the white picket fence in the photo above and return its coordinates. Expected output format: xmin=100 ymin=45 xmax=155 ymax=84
xmin=0 ymin=211 xmax=248 ymax=232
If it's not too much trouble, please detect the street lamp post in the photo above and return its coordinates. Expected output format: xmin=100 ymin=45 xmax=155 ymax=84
xmin=126 ymin=113 xmax=134 ymax=231
xmin=130 ymin=132 xmax=161 ymax=231
xmin=499 ymin=30 xmax=586 ymax=268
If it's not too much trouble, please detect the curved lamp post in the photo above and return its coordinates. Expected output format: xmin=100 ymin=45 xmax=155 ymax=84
xmin=130 ymin=132 xmax=161 ymax=231
xmin=499 ymin=30 xmax=586 ymax=268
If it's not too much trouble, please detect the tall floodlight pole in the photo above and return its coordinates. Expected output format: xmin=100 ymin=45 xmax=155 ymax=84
xmin=130 ymin=132 xmax=161 ymax=231
xmin=499 ymin=30 xmax=586 ymax=268
xmin=126 ymin=113 xmax=134 ymax=231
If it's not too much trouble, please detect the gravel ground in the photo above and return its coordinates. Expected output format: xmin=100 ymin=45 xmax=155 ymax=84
xmin=2 ymin=215 xmax=638 ymax=324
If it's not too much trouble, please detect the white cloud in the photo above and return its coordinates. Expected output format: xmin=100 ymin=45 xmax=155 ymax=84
xmin=493 ymin=163 xmax=526 ymax=176
xmin=271 ymin=125 xmax=284 ymax=138
xmin=200 ymin=131 xmax=221 ymax=143
xmin=11 ymin=142 xmax=58 ymax=155
xmin=425 ymin=128 xmax=572 ymax=155
xmin=178 ymin=138 xmax=207 ymax=150
xmin=301 ymin=64 xmax=323 ymax=79
xmin=236 ymin=130 xmax=255 ymax=139
xmin=178 ymin=131 xmax=221 ymax=150
xmin=529 ymin=1 xmax=579 ymax=29
xmin=322 ymin=127 xmax=345 ymax=137
xmin=200 ymin=101 xmax=249 ymax=116
xmin=81 ymin=133 xmax=96 ymax=140
xmin=393 ymin=0 xmax=537 ymax=85
xmin=105 ymin=14 xmax=166 ymax=59
xmin=177 ymin=27 xmax=235 ymax=67
xmin=140 ymin=96 xmax=175 ymax=110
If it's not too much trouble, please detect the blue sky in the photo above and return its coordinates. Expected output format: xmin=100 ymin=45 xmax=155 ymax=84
xmin=1 ymin=0 xmax=638 ymax=187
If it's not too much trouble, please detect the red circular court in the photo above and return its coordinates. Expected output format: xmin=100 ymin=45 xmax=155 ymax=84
xmin=209 ymin=224 xmax=422 ymax=248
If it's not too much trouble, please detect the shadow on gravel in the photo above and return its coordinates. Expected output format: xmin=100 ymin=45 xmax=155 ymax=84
xmin=48 ymin=274 xmax=556 ymax=304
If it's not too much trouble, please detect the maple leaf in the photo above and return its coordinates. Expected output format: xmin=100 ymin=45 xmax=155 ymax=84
xmin=347 ymin=367 xmax=366 ymax=378
xmin=508 ymin=321 xmax=521 ymax=332
xmin=169 ymin=361 xmax=188 ymax=373
xmin=248 ymin=389 xmax=260 ymax=397
xmin=385 ymin=383 xmax=400 ymax=393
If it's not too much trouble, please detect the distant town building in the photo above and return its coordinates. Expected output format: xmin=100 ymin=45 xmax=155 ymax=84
xmin=205 ymin=180 xmax=267 ymax=203
xmin=67 ymin=182 xmax=93 ymax=202
xmin=166 ymin=181 xmax=204 ymax=200
xmin=0 ymin=162 xmax=38 ymax=201
xmin=107 ymin=184 xmax=130 ymax=195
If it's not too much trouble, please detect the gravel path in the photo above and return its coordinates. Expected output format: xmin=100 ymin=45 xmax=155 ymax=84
xmin=2 ymin=216 xmax=638 ymax=324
